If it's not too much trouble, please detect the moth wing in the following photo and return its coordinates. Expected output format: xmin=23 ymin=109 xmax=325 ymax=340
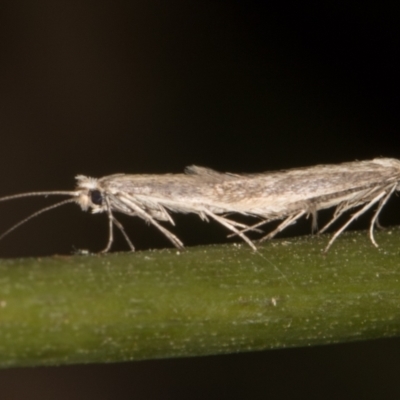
xmin=184 ymin=165 xmax=217 ymax=175
xmin=184 ymin=165 xmax=240 ymax=179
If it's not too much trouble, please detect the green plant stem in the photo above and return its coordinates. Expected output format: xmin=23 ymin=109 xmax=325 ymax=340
xmin=1 ymin=228 xmax=400 ymax=368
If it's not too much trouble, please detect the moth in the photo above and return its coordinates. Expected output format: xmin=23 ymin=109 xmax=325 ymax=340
xmin=0 ymin=158 xmax=399 ymax=253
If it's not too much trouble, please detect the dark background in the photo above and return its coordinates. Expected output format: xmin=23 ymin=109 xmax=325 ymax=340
xmin=1 ymin=2 xmax=400 ymax=398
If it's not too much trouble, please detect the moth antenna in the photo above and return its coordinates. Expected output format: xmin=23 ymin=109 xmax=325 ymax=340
xmin=0 ymin=191 xmax=77 ymax=203
xmin=0 ymin=198 xmax=76 ymax=242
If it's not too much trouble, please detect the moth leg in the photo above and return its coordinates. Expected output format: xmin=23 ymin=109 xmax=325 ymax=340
xmin=101 ymin=201 xmax=115 ymax=253
xmin=100 ymin=212 xmax=136 ymax=253
xmin=259 ymin=211 xmax=306 ymax=242
xmin=112 ymin=216 xmax=135 ymax=251
xmin=149 ymin=204 xmax=175 ymax=225
xmin=137 ymin=212 xmax=184 ymax=250
xmin=118 ymin=196 xmax=184 ymax=250
xmin=309 ymin=207 xmax=318 ymax=233
xmin=368 ymin=184 xmax=396 ymax=247
xmin=203 ymin=209 xmax=257 ymax=251
xmin=227 ymin=218 xmax=275 ymax=237
xmin=324 ymin=191 xmax=386 ymax=253
xmin=222 ymin=216 xmax=264 ymax=235
xmin=318 ymin=202 xmax=349 ymax=235
xmin=374 ymin=218 xmax=385 ymax=230
xmin=225 ymin=218 xmax=263 ymax=233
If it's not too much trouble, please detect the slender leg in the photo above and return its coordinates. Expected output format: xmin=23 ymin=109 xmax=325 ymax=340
xmin=324 ymin=191 xmax=386 ymax=253
xmin=375 ymin=218 xmax=385 ymax=230
xmin=101 ymin=202 xmax=114 ymax=253
xmin=310 ymin=208 xmax=318 ymax=233
xmin=118 ymin=196 xmax=184 ymax=250
xmin=224 ymin=217 xmax=264 ymax=237
xmin=259 ymin=211 xmax=306 ymax=242
xmin=227 ymin=218 xmax=275 ymax=237
xmin=223 ymin=217 xmax=263 ymax=233
xmin=112 ymin=216 xmax=135 ymax=251
xmin=318 ymin=203 xmax=348 ymax=235
xmin=368 ymin=184 xmax=396 ymax=247
xmin=203 ymin=209 xmax=257 ymax=250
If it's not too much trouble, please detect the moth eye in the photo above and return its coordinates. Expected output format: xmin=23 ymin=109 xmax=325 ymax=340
xmin=90 ymin=190 xmax=103 ymax=206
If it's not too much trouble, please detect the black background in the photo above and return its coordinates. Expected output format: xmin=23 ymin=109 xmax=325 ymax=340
xmin=1 ymin=2 xmax=400 ymax=398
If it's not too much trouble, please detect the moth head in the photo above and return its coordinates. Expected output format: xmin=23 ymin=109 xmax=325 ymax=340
xmin=75 ymin=175 xmax=107 ymax=213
